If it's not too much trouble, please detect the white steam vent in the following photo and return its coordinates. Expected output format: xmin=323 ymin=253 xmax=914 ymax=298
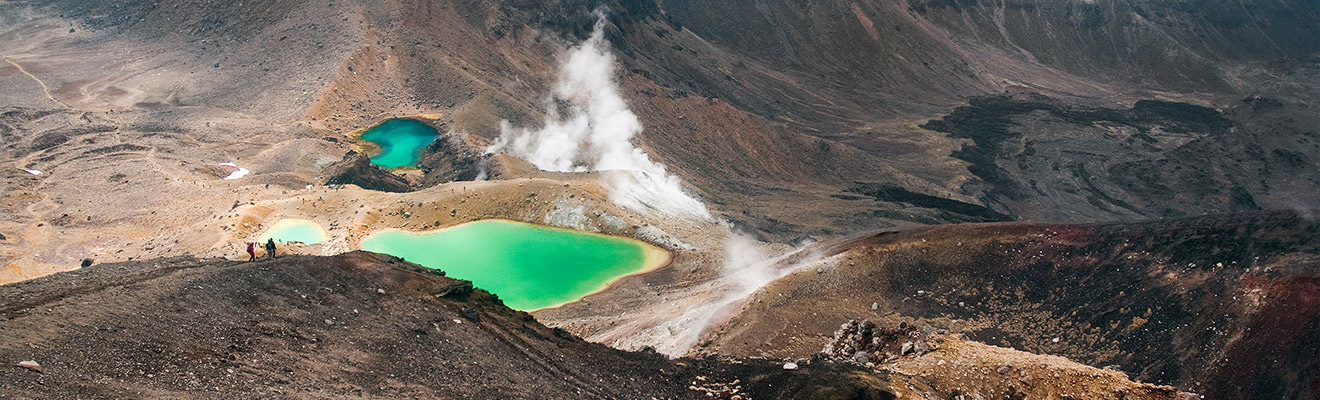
xmin=487 ymin=14 xmax=710 ymax=219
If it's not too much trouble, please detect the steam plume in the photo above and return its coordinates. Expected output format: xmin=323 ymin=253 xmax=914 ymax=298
xmin=487 ymin=14 xmax=709 ymax=218
xmin=614 ymin=232 xmax=826 ymax=356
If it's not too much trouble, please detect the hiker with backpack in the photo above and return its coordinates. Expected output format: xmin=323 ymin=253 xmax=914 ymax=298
xmin=265 ymin=238 xmax=277 ymax=260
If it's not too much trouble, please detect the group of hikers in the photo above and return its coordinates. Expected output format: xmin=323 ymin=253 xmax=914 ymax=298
xmin=246 ymin=238 xmax=277 ymax=262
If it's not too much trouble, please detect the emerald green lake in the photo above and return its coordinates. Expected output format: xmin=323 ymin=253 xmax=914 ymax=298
xmin=360 ymin=119 xmax=439 ymax=169
xmin=259 ymin=219 xmax=327 ymax=245
xmin=360 ymin=220 xmax=669 ymax=310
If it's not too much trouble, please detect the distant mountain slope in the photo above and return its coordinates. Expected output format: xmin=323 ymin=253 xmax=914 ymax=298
xmin=6 ymin=0 xmax=1317 ymax=245
xmin=496 ymin=0 xmax=1320 ymax=235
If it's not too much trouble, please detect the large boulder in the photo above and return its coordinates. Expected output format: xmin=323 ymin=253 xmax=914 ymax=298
xmin=416 ymin=132 xmax=493 ymax=186
xmin=324 ymin=152 xmax=412 ymax=193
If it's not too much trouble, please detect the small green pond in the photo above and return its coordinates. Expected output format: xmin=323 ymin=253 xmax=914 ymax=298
xmin=360 ymin=119 xmax=439 ymax=169
xmin=360 ymin=219 xmax=670 ymax=310
xmin=258 ymin=219 xmax=328 ymax=245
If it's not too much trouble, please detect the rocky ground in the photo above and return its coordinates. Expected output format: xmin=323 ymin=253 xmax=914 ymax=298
xmin=697 ymin=211 xmax=1320 ymax=399
xmin=820 ymin=319 xmax=1198 ymax=400
xmin=2 ymin=251 xmax=1209 ymax=399
xmin=0 ymin=251 xmax=904 ymax=399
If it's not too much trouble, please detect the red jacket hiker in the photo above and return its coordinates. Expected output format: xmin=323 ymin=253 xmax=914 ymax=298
xmin=247 ymin=242 xmax=256 ymax=261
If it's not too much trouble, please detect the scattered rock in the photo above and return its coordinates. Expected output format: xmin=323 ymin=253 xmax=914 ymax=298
xmin=434 ymin=281 xmax=474 ymax=299
xmin=462 ymin=307 xmax=481 ymax=322
xmin=687 ymin=375 xmax=744 ymax=398
xmin=324 ymin=152 xmax=411 ymax=193
xmin=823 ymin=319 xmax=940 ymax=363
xmin=16 ymin=360 xmax=42 ymax=373
xmin=376 ymin=288 xmax=386 ymax=294
xmin=415 ymin=133 xmax=491 ymax=186
xmin=782 ymin=362 xmax=798 ymax=370
xmin=913 ymin=340 xmax=931 ymax=356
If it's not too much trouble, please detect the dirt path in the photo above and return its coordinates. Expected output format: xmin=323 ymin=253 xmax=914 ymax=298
xmin=1 ymin=54 xmax=70 ymax=109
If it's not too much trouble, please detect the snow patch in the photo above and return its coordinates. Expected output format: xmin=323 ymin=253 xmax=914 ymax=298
xmin=220 ymin=162 xmax=249 ymax=180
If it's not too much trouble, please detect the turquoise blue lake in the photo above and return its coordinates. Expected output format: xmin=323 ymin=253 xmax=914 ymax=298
xmin=360 ymin=119 xmax=439 ymax=169
xmin=360 ymin=220 xmax=670 ymax=310
xmin=259 ymin=219 xmax=327 ymax=245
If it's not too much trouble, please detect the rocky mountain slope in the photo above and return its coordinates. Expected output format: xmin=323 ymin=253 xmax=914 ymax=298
xmin=1 ymin=251 xmax=1204 ymax=399
xmin=5 ymin=0 xmax=1317 ymax=266
xmin=0 ymin=251 xmax=902 ymax=399
xmin=698 ymin=211 xmax=1320 ymax=399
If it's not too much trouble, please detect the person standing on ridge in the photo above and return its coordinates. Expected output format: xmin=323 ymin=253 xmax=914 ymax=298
xmin=247 ymin=242 xmax=257 ymax=262
xmin=265 ymin=238 xmax=277 ymax=260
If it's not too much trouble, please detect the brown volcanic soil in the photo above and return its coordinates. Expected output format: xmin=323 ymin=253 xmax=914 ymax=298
xmin=698 ymin=211 xmax=1320 ymax=399
xmin=884 ymin=335 xmax=1188 ymax=400
xmin=823 ymin=321 xmax=1191 ymax=400
xmin=0 ymin=251 xmax=903 ymax=399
